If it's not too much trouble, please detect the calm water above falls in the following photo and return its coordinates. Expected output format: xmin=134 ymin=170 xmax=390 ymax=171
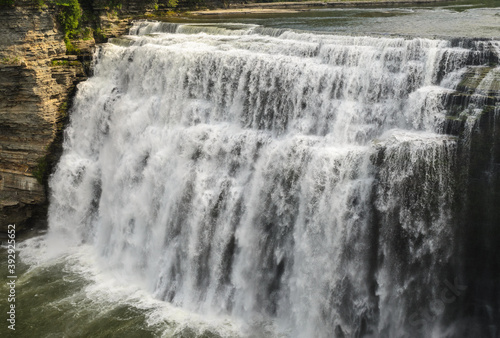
xmin=2 ymin=4 xmax=500 ymax=338
xmin=170 ymin=0 xmax=500 ymax=39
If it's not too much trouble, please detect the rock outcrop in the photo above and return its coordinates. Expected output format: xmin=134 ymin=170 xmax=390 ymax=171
xmin=0 ymin=1 xmax=86 ymax=231
xmin=0 ymin=0 xmax=163 ymax=232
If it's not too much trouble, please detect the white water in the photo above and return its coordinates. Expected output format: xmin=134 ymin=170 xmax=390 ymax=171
xmin=39 ymin=23 xmax=499 ymax=337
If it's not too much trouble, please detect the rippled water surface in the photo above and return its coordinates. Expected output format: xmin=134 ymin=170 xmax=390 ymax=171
xmin=172 ymin=0 xmax=500 ymax=38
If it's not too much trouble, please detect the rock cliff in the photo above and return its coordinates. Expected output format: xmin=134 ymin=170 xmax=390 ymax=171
xmin=0 ymin=0 xmax=160 ymax=232
xmin=0 ymin=1 xmax=89 ymax=231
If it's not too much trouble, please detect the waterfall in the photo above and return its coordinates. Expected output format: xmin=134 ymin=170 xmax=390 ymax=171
xmin=47 ymin=22 xmax=500 ymax=337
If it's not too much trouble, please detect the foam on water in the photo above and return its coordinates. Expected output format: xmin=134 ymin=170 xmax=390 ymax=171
xmin=18 ymin=236 xmax=245 ymax=338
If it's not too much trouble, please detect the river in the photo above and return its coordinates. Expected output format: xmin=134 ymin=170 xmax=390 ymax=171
xmin=1 ymin=1 xmax=499 ymax=337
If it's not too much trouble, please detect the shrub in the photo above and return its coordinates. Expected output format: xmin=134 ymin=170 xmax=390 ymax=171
xmin=0 ymin=0 xmax=14 ymax=6
xmin=32 ymin=156 xmax=48 ymax=185
xmin=56 ymin=0 xmax=82 ymax=39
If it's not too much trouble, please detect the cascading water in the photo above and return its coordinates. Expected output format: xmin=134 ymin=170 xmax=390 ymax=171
xmin=44 ymin=22 xmax=499 ymax=337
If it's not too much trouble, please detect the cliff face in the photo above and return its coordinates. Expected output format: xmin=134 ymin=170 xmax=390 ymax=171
xmin=0 ymin=0 xmax=150 ymax=232
xmin=0 ymin=0 xmax=165 ymax=232
xmin=0 ymin=1 xmax=86 ymax=231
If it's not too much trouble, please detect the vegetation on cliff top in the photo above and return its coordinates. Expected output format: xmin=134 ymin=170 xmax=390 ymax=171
xmin=0 ymin=0 xmax=186 ymax=52
xmin=57 ymin=0 xmax=82 ymax=37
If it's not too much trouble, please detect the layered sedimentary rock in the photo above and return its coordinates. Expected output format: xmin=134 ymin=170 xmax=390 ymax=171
xmin=0 ymin=1 xmax=167 ymax=232
xmin=0 ymin=1 xmax=86 ymax=231
xmin=0 ymin=0 xmax=171 ymax=232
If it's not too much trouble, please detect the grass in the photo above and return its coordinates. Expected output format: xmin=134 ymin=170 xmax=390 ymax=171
xmin=32 ymin=156 xmax=48 ymax=185
xmin=0 ymin=56 xmax=21 ymax=65
xmin=51 ymin=59 xmax=80 ymax=66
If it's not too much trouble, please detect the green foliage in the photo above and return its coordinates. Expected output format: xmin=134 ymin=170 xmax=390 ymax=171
xmin=64 ymin=35 xmax=81 ymax=54
xmin=0 ymin=56 xmax=21 ymax=65
xmin=167 ymin=0 xmax=178 ymax=8
xmin=51 ymin=59 xmax=80 ymax=66
xmin=0 ymin=0 xmax=48 ymax=8
xmin=56 ymin=0 xmax=82 ymax=39
xmin=32 ymin=156 xmax=48 ymax=185
xmin=32 ymin=0 xmax=47 ymax=7
xmin=95 ymin=27 xmax=107 ymax=41
xmin=58 ymin=101 xmax=69 ymax=125
xmin=106 ymin=9 xmax=118 ymax=18
xmin=82 ymin=26 xmax=93 ymax=40
xmin=0 ymin=0 xmax=15 ymax=7
xmin=53 ymin=0 xmax=83 ymax=54
xmin=102 ymin=0 xmax=125 ymax=10
xmin=51 ymin=59 xmax=67 ymax=66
